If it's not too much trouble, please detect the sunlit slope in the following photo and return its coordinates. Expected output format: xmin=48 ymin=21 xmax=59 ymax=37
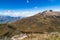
xmin=9 ymin=10 xmax=60 ymax=32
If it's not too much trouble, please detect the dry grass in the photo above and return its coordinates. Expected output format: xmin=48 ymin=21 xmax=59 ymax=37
xmin=0 ymin=32 xmax=60 ymax=40
xmin=22 ymin=32 xmax=60 ymax=40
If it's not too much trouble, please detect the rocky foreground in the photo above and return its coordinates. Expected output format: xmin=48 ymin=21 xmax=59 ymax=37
xmin=11 ymin=32 xmax=60 ymax=40
xmin=0 ymin=32 xmax=60 ymax=40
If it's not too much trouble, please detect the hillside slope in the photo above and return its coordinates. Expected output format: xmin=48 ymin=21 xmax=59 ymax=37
xmin=8 ymin=10 xmax=60 ymax=33
xmin=0 ymin=10 xmax=60 ymax=38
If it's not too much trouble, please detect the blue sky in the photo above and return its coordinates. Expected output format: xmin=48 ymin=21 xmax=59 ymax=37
xmin=0 ymin=0 xmax=60 ymax=17
xmin=0 ymin=0 xmax=60 ymax=10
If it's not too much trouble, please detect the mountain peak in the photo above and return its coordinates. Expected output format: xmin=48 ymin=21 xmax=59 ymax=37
xmin=8 ymin=10 xmax=60 ymax=33
xmin=42 ymin=10 xmax=60 ymax=16
xmin=46 ymin=10 xmax=53 ymax=12
xmin=42 ymin=10 xmax=53 ymax=13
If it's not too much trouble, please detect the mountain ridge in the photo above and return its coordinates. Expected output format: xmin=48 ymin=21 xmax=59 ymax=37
xmin=8 ymin=10 xmax=60 ymax=32
xmin=0 ymin=10 xmax=60 ymax=37
xmin=0 ymin=15 xmax=23 ymax=24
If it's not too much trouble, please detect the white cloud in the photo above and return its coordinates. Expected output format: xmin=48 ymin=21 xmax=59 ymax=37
xmin=27 ymin=0 xmax=29 ymax=3
xmin=0 ymin=10 xmax=40 ymax=17
xmin=33 ymin=6 xmax=38 ymax=9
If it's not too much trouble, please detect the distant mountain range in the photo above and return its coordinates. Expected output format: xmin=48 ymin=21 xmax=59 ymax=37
xmin=0 ymin=15 xmax=23 ymax=24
